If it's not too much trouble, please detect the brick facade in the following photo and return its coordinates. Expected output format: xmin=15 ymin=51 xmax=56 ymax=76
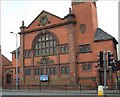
xmin=10 ymin=2 xmax=118 ymax=88
xmin=0 ymin=47 xmax=12 ymax=88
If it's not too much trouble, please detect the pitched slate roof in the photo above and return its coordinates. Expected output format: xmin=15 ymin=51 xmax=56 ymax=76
xmin=11 ymin=47 xmax=20 ymax=54
xmin=94 ymin=28 xmax=118 ymax=44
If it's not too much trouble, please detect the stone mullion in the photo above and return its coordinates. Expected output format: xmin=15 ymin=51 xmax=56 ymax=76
xmin=57 ymin=45 xmax=61 ymax=78
xmin=31 ymin=49 xmax=34 ymax=77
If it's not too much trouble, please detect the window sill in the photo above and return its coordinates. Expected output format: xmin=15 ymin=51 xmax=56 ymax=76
xmin=34 ymin=53 xmax=57 ymax=57
xmin=77 ymin=51 xmax=92 ymax=54
xmin=81 ymin=70 xmax=92 ymax=72
xmin=24 ymin=56 xmax=31 ymax=59
xmin=60 ymin=52 xmax=69 ymax=55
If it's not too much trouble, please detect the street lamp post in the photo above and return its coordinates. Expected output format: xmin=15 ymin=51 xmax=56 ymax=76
xmin=10 ymin=32 xmax=18 ymax=90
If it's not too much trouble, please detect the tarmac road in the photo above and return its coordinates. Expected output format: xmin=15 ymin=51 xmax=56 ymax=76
xmin=1 ymin=94 xmax=120 ymax=97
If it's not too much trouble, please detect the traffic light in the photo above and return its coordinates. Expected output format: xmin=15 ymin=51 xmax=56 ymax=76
xmin=115 ymin=60 xmax=120 ymax=71
xmin=111 ymin=64 xmax=115 ymax=73
xmin=98 ymin=51 xmax=103 ymax=67
xmin=108 ymin=51 xmax=113 ymax=66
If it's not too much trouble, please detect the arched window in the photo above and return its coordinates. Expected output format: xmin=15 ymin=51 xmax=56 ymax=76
xmin=34 ymin=32 xmax=57 ymax=56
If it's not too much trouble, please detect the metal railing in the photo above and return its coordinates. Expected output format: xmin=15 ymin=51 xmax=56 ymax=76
xmin=3 ymin=83 xmax=120 ymax=92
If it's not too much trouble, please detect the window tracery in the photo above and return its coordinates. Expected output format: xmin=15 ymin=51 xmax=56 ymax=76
xmin=34 ymin=32 xmax=57 ymax=56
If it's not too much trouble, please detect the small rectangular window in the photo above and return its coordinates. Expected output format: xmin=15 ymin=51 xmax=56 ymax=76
xmin=24 ymin=50 xmax=31 ymax=57
xmin=66 ymin=66 xmax=70 ymax=74
xmin=87 ymin=63 xmax=91 ymax=70
xmin=35 ymin=68 xmax=40 ymax=75
xmin=41 ymin=68 xmax=44 ymax=75
xmin=25 ymin=69 xmax=31 ymax=75
xmin=61 ymin=47 xmax=64 ymax=53
xmin=82 ymin=63 xmax=92 ymax=71
xmin=91 ymin=77 xmax=96 ymax=82
xmin=60 ymin=44 xmax=69 ymax=54
xmin=61 ymin=67 xmax=65 ymax=74
xmin=46 ymin=68 xmax=50 ymax=75
xmin=61 ymin=66 xmax=70 ymax=74
xmin=50 ymin=68 xmax=53 ymax=74
xmin=53 ymin=67 xmax=57 ymax=74
xmin=82 ymin=64 xmax=86 ymax=70
xmin=79 ymin=44 xmax=91 ymax=53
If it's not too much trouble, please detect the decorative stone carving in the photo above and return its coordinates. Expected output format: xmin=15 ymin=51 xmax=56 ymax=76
xmin=39 ymin=15 xmax=50 ymax=26
xmin=39 ymin=56 xmax=54 ymax=65
xmin=80 ymin=24 xmax=86 ymax=33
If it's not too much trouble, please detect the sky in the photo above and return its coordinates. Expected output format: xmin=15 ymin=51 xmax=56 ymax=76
xmin=0 ymin=0 xmax=119 ymax=61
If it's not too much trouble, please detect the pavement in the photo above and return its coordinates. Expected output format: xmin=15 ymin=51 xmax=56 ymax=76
xmin=1 ymin=89 xmax=120 ymax=96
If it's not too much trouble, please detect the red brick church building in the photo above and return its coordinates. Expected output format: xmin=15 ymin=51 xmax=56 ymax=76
xmin=11 ymin=2 xmax=118 ymax=88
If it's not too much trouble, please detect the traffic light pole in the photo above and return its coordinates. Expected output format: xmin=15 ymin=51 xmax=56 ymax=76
xmin=115 ymin=71 xmax=118 ymax=92
xmin=103 ymin=51 xmax=107 ymax=97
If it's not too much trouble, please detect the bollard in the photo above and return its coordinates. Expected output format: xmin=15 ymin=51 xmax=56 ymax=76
xmin=98 ymin=85 xmax=103 ymax=96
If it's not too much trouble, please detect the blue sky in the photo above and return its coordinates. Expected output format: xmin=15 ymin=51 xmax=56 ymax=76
xmin=1 ymin=0 xmax=119 ymax=61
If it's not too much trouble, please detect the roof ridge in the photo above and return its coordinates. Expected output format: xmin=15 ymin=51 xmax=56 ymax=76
xmin=27 ymin=10 xmax=63 ymax=28
xmin=2 ymin=54 xmax=11 ymax=63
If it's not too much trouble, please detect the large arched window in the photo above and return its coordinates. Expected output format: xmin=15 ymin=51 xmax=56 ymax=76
xmin=34 ymin=32 xmax=57 ymax=56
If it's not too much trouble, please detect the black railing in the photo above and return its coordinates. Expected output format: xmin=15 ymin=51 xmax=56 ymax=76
xmin=3 ymin=83 xmax=120 ymax=91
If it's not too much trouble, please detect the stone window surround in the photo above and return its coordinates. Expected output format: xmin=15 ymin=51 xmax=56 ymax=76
xmin=78 ymin=44 xmax=92 ymax=53
xmin=34 ymin=68 xmax=40 ymax=75
xmin=60 ymin=43 xmax=69 ymax=54
xmin=25 ymin=68 xmax=31 ymax=75
xmin=24 ymin=63 xmax=70 ymax=76
xmin=61 ymin=66 xmax=70 ymax=75
xmin=24 ymin=50 xmax=31 ymax=58
xmin=34 ymin=32 xmax=58 ymax=56
xmin=81 ymin=63 xmax=92 ymax=71
xmin=34 ymin=67 xmax=57 ymax=75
